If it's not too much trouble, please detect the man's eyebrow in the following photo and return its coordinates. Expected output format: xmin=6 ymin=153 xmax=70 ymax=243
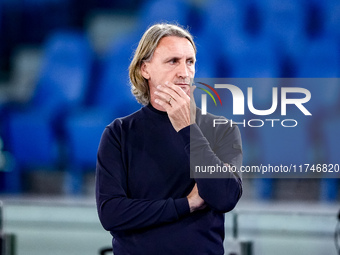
xmin=163 ymin=56 xmax=180 ymax=62
xmin=163 ymin=56 xmax=196 ymax=62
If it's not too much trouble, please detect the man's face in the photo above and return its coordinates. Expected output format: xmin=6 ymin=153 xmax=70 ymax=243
xmin=141 ymin=36 xmax=196 ymax=99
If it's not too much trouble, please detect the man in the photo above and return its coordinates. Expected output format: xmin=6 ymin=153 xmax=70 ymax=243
xmin=96 ymin=23 xmax=243 ymax=255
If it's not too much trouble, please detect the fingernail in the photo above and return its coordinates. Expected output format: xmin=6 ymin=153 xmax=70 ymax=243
xmin=165 ymin=81 xmax=169 ymax=85
xmin=157 ymin=85 xmax=161 ymax=89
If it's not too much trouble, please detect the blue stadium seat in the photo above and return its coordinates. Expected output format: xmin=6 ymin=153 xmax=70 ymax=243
xmin=34 ymin=31 xmax=93 ymax=113
xmin=200 ymin=0 xmax=246 ymax=43
xmin=307 ymin=0 xmax=340 ymax=39
xmin=228 ymin=36 xmax=280 ymax=78
xmin=259 ymin=0 xmax=308 ymax=64
xmin=63 ymin=33 xmax=141 ymax=193
xmin=6 ymin=30 xmax=93 ymax=192
xmin=243 ymin=0 xmax=264 ymax=36
xmin=194 ymin=37 xmax=219 ymax=78
xmin=302 ymin=78 xmax=340 ymax=121
xmin=260 ymin=0 xmax=307 ymax=41
xmin=320 ymin=178 xmax=339 ymax=202
xmin=294 ymin=77 xmax=339 ymax=202
xmin=92 ymin=33 xmax=141 ymax=115
xmin=248 ymin=78 xmax=315 ymax=200
xmin=320 ymin=115 xmax=340 ymax=201
xmin=324 ymin=1 xmax=340 ymax=39
xmin=253 ymin=178 xmax=274 ymax=200
xmin=198 ymin=0 xmax=247 ymax=65
xmin=198 ymin=0 xmax=282 ymax=78
xmin=64 ymin=108 xmax=116 ymax=194
xmin=253 ymin=110 xmax=312 ymax=200
xmin=293 ymin=40 xmax=340 ymax=202
xmin=21 ymin=0 xmax=72 ymax=43
xmin=257 ymin=111 xmax=312 ymax=167
xmin=220 ymin=38 xmax=280 ymax=201
xmin=65 ymin=109 xmax=114 ymax=169
xmin=137 ymin=0 xmax=191 ymax=30
xmin=252 ymin=77 xmax=339 ymax=200
xmin=7 ymin=112 xmax=59 ymax=167
xmin=296 ymin=36 xmax=340 ymax=78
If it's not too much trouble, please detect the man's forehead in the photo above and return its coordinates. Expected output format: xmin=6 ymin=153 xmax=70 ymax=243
xmin=155 ymin=36 xmax=196 ymax=56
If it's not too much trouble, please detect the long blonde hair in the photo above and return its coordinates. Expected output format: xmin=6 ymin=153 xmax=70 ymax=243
xmin=129 ymin=23 xmax=196 ymax=105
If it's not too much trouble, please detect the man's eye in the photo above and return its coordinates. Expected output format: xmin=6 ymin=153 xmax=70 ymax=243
xmin=169 ymin=59 xmax=177 ymax=64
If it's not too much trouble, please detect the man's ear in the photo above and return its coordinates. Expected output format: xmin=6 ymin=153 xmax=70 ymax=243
xmin=141 ymin=62 xmax=150 ymax=79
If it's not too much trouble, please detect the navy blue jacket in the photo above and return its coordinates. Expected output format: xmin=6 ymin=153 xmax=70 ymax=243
xmin=96 ymin=103 xmax=242 ymax=255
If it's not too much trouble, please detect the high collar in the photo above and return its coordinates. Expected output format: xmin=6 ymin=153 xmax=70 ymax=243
xmin=146 ymin=103 xmax=168 ymax=116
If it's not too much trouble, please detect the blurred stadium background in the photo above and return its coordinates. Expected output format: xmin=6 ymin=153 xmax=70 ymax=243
xmin=0 ymin=0 xmax=339 ymax=254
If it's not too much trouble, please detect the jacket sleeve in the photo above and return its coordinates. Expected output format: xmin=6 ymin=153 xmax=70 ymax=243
xmin=95 ymin=123 xmax=190 ymax=233
xmin=178 ymin=123 xmax=243 ymax=213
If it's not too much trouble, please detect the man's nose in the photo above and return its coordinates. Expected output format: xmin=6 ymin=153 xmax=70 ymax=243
xmin=176 ymin=61 xmax=189 ymax=78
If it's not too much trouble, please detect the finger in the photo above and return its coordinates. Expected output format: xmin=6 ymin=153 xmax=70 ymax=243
xmin=158 ymin=81 xmax=188 ymax=100
xmin=164 ymin=81 xmax=189 ymax=98
xmin=154 ymin=98 xmax=172 ymax=110
xmin=154 ymin=90 xmax=176 ymax=104
xmin=156 ymin=85 xmax=180 ymax=102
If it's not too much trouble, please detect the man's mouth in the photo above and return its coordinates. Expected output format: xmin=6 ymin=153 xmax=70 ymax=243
xmin=175 ymin=83 xmax=190 ymax=90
